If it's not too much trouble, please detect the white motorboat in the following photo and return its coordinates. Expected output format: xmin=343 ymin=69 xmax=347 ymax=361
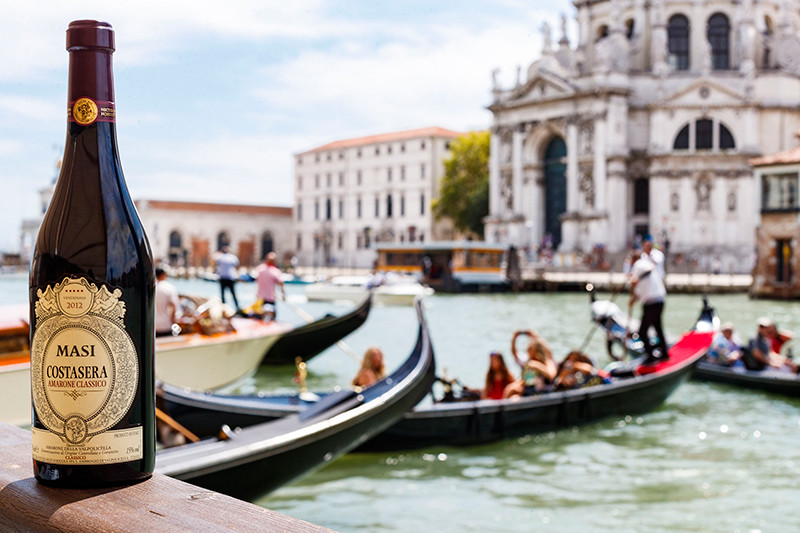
xmin=305 ymin=274 xmax=433 ymax=305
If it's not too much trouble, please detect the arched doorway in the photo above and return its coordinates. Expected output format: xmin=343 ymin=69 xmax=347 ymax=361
xmin=543 ymin=137 xmax=567 ymax=249
xmin=260 ymin=231 xmax=274 ymax=261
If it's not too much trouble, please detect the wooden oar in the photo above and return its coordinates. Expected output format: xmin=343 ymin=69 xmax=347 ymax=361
xmin=155 ymin=407 xmax=199 ymax=443
xmin=283 ymin=298 xmax=361 ymax=363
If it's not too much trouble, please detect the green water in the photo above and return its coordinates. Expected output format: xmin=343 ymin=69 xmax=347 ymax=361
xmin=4 ymin=274 xmax=799 ymax=532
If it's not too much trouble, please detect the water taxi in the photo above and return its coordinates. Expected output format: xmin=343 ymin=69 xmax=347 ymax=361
xmin=375 ymin=241 xmax=510 ymax=292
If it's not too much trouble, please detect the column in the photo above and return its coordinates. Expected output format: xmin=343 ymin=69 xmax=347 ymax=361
xmin=489 ymin=130 xmax=501 ymax=216
xmin=593 ymin=116 xmax=607 ymax=212
xmin=512 ymin=127 xmax=525 ymax=215
xmin=567 ymin=121 xmax=580 ymax=212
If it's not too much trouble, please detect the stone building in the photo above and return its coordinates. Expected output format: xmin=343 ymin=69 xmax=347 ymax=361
xmin=485 ymin=0 xmax=800 ymax=273
xmin=293 ymin=127 xmax=461 ymax=268
xmin=750 ymin=134 xmax=800 ymax=298
xmin=135 ymin=200 xmax=293 ymax=269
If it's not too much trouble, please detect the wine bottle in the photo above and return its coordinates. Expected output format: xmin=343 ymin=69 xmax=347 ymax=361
xmin=28 ymin=20 xmax=155 ymax=487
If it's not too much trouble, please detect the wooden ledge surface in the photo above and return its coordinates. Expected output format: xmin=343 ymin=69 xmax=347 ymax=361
xmin=0 ymin=423 xmax=332 ymax=533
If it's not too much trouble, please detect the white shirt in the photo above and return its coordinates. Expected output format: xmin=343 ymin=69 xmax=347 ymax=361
xmin=155 ymin=279 xmax=181 ymax=333
xmin=630 ymin=254 xmax=666 ymax=304
xmin=647 ymin=247 xmax=666 ymax=278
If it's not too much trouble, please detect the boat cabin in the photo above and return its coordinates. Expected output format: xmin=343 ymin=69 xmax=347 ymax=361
xmin=375 ymin=241 xmax=510 ymax=292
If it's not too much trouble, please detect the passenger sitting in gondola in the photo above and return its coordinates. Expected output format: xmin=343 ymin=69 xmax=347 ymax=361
xmin=766 ymin=322 xmax=793 ymax=358
xmin=707 ymin=322 xmax=744 ymax=367
xmin=503 ymin=330 xmax=558 ymax=398
xmin=743 ymin=318 xmax=798 ymax=372
xmin=352 ymin=346 xmax=386 ymax=389
xmin=482 ymin=351 xmax=516 ymax=400
xmin=552 ymin=351 xmax=610 ymax=391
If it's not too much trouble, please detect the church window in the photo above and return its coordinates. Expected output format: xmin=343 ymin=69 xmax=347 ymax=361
xmin=633 ymin=178 xmax=649 ymax=214
xmin=727 ymin=191 xmax=737 ymax=212
xmin=673 ymin=125 xmax=690 ymax=150
xmin=708 ymin=13 xmax=730 ymax=70
xmin=695 ymin=119 xmax=713 ymax=150
xmin=719 ymin=124 xmax=735 ymax=149
xmin=668 ymin=15 xmax=690 ymax=71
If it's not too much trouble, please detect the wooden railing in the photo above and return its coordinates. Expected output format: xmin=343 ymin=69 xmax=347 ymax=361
xmin=0 ymin=423 xmax=331 ymax=532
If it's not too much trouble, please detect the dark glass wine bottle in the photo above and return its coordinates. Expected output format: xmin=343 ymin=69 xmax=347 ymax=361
xmin=28 ymin=20 xmax=155 ymax=487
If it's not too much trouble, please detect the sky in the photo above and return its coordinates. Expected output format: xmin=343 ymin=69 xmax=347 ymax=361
xmin=0 ymin=0 xmax=574 ymax=253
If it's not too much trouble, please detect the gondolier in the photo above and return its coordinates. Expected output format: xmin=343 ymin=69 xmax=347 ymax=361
xmin=629 ymin=239 xmax=668 ymax=366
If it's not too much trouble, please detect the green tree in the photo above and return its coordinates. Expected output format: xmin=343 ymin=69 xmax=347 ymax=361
xmin=433 ymin=130 xmax=490 ymax=237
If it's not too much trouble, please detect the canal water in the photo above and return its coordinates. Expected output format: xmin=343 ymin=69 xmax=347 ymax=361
xmin=3 ymin=273 xmax=799 ymax=532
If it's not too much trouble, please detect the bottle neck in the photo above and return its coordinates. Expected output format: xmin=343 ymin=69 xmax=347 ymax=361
xmin=67 ymin=49 xmax=115 ymax=125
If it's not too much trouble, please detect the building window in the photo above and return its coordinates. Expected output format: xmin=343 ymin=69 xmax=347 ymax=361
xmin=420 ymin=193 xmax=426 ymax=215
xmin=337 ymin=232 xmax=343 ymax=250
xmin=762 ymin=173 xmax=799 ymax=211
xmin=387 ymin=167 xmax=392 ymax=182
xmin=596 ymin=25 xmax=609 ymax=41
xmin=401 ymin=143 xmax=406 ymax=152
xmin=388 ymin=145 xmax=393 ymax=154
xmin=338 ymin=199 xmax=344 ymax=219
xmin=776 ymin=239 xmax=793 ymax=284
xmin=633 ymin=178 xmax=649 ymax=214
xmin=357 ymin=198 xmax=362 ymax=218
xmin=315 ymin=175 xmax=319 ymax=188
xmin=297 ymin=234 xmax=302 ymax=251
xmin=387 ymin=194 xmax=393 ymax=218
xmin=357 ymin=148 xmax=362 ymax=158
xmin=339 ymin=151 xmax=344 ymax=160
xmin=708 ymin=13 xmax=730 ymax=70
xmin=375 ymin=146 xmax=380 ymax=155
xmin=401 ymin=165 xmax=406 ymax=181
xmin=314 ymin=201 xmax=319 ymax=220
xmin=668 ymin=15 xmax=690 ymax=71
xmin=375 ymin=196 xmax=380 ymax=218
xmin=315 ymin=153 xmax=320 ymax=163
xmin=357 ymin=170 xmax=362 ymax=185
xmin=297 ymin=203 xmax=302 ymax=221
xmin=696 ymin=119 xmax=713 ymax=150
xmin=325 ymin=198 xmax=332 ymax=220
xmin=326 ymin=173 xmax=331 ymax=187
xmin=673 ymin=125 xmax=690 ymax=150
xmin=670 ymin=192 xmax=680 ymax=212
xmin=720 ymin=124 xmax=735 ymax=149
xmin=326 ymin=152 xmax=332 ymax=162
xmin=673 ymin=119 xmax=736 ymax=151
xmin=297 ymin=176 xmax=303 ymax=190
xmin=421 ymin=140 xmax=426 ymax=150
xmin=421 ymin=164 xmax=426 ymax=179
xmin=400 ymin=195 xmax=405 ymax=216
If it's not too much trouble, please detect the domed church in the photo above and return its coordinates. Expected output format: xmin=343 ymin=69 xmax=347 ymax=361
xmin=485 ymin=0 xmax=800 ymax=273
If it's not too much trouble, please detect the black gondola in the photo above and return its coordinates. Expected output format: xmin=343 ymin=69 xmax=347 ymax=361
xmin=160 ymin=305 xmax=712 ymax=452
xmin=155 ymin=298 xmax=435 ymax=499
xmin=591 ymin=291 xmax=800 ymax=398
xmin=260 ymin=294 xmax=371 ymax=365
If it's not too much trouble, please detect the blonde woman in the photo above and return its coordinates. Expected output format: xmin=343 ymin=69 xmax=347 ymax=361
xmin=352 ymin=347 xmax=386 ymax=388
xmin=503 ymin=329 xmax=557 ymax=398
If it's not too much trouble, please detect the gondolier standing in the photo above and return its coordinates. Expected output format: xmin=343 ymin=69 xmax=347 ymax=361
xmin=629 ymin=235 xmax=668 ymax=365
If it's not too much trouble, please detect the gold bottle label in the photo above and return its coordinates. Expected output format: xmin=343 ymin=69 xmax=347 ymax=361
xmin=68 ymin=97 xmax=116 ymax=125
xmin=31 ymin=277 xmax=141 ymax=465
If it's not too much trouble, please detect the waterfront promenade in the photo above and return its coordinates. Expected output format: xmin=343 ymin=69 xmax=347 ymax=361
xmin=288 ymin=265 xmax=752 ymax=294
